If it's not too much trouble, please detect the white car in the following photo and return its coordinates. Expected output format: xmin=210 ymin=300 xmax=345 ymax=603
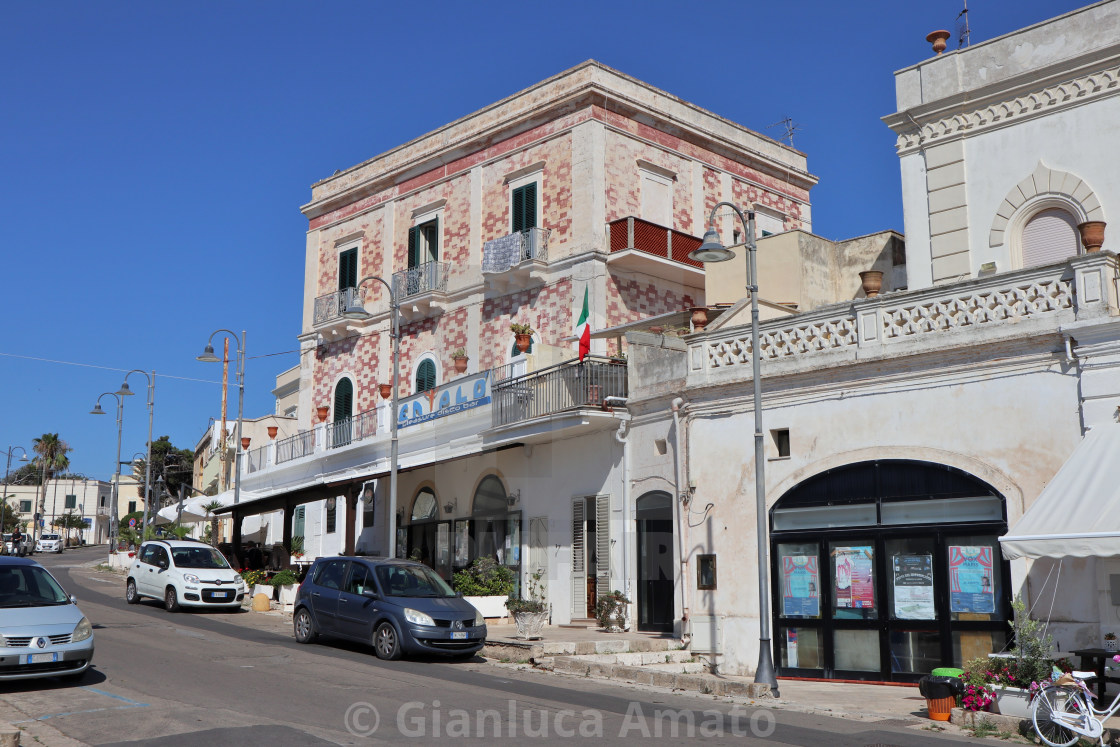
xmin=2 ymin=534 xmax=31 ymax=557
xmin=36 ymin=533 xmax=64 ymax=554
xmin=126 ymin=539 xmax=247 ymax=612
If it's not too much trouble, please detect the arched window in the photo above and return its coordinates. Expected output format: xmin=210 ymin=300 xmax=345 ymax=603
xmin=472 ymin=475 xmax=508 ymax=515
xmin=411 ymin=488 xmax=438 ymax=522
xmin=415 ymin=359 xmax=437 ymax=393
xmin=1021 ymin=208 xmax=1079 ymax=267
xmin=333 ymin=378 xmax=354 ymax=422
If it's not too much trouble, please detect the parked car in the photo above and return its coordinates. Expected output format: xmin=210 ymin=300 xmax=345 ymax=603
xmin=126 ymin=539 xmax=247 ymax=612
xmin=0 ymin=556 xmax=95 ymax=681
xmin=293 ymin=557 xmax=486 ymax=660
xmin=2 ymin=533 xmax=31 ymax=557
xmin=36 ymin=533 xmax=64 ymax=554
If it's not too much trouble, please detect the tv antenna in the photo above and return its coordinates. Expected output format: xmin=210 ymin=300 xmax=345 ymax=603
xmin=769 ymin=117 xmax=802 ymax=148
xmin=957 ymin=0 xmax=971 ymax=48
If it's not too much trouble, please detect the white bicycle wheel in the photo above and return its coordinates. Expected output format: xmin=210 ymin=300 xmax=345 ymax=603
xmin=1031 ymin=686 xmax=1082 ymax=747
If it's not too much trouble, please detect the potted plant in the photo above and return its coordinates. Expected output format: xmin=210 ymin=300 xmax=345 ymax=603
xmin=378 ymin=383 xmax=393 ymax=400
xmin=595 ymin=589 xmax=630 ymax=632
xmin=1106 ymin=632 xmax=1118 ymax=652
xmin=510 ymin=322 xmax=534 ymax=353
xmin=451 ymin=347 xmax=469 ymax=374
xmin=270 ymin=568 xmax=300 ymax=610
xmin=962 ymin=598 xmax=1058 ymax=717
xmin=505 ymin=571 xmax=548 ymax=640
xmin=241 ymin=569 xmax=271 ymax=603
xmin=452 ymin=557 xmax=514 ymax=619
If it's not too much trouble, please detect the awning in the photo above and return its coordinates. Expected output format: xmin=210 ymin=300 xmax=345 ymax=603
xmin=1000 ymin=424 xmax=1120 ymax=559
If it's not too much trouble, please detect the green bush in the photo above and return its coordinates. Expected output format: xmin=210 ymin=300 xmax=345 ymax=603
xmin=452 ymin=557 xmax=514 ymax=596
xmin=595 ymin=590 xmax=630 ymax=629
xmin=506 ymin=571 xmax=547 ymax=614
xmin=269 ymin=569 xmax=299 ymax=587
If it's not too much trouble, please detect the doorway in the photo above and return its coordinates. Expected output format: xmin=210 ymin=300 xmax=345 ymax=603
xmin=636 ymin=491 xmax=674 ymax=633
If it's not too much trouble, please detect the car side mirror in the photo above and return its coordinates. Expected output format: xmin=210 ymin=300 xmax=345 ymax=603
xmin=361 ymin=588 xmax=378 ymax=599
xmin=455 ymin=591 xmax=463 ymax=598
xmin=69 ymin=595 xmax=78 ymax=604
xmin=159 ymin=561 xmax=170 ymax=570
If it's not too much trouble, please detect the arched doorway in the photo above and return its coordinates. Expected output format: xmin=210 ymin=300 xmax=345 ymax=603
xmin=770 ymin=460 xmax=1010 ymax=682
xmin=636 ymin=491 xmax=674 ymax=633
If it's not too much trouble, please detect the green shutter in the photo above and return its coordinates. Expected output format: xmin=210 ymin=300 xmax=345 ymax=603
xmin=408 ymin=226 xmax=420 ymax=269
xmin=416 ymin=359 xmax=436 ymax=392
xmin=333 ymin=378 xmax=354 ymax=421
xmin=339 ymin=248 xmax=358 ymax=290
xmin=512 ymin=183 xmax=537 ymax=233
xmin=429 ymin=217 xmax=439 ymax=262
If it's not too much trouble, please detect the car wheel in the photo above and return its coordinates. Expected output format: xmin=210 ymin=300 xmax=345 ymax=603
xmin=373 ymin=622 xmax=402 ymax=661
xmin=126 ymin=579 xmax=139 ymax=604
xmin=164 ymin=586 xmax=180 ymax=613
xmin=294 ymin=608 xmax=318 ymax=644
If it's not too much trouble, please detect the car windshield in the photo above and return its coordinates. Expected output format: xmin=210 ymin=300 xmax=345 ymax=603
xmin=41 ymin=534 xmax=59 ymax=540
xmin=0 ymin=566 xmax=69 ymax=607
xmin=171 ymin=546 xmax=231 ymax=569
xmin=375 ymin=564 xmax=456 ymax=598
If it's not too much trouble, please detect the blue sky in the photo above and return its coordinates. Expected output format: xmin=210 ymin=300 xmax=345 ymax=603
xmin=0 ymin=0 xmax=1082 ymax=483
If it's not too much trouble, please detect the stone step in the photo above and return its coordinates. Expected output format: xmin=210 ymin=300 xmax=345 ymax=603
xmin=536 ymin=655 xmax=770 ymax=699
xmin=549 ymin=649 xmax=697 ymax=666
xmin=483 ymin=636 xmax=683 ymax=662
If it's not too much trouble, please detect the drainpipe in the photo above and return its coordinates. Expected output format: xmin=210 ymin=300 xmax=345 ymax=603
xmin=1064 ymin=335 xmax=1088 ymax=436
xmin=614 ymin=416 xmax=632 ymax=618
xmin=671 ymin=397 xmax=691 ymax=646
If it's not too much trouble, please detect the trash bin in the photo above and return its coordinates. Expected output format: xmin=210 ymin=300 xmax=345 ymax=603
xmin=919 ymin=675 xmax=964 ymax=721
xmin=931 ymin=667 xmax=964 ymax=678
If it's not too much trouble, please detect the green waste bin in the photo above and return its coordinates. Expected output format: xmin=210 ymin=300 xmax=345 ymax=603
xmin=931 ymin=667 xmax=964 ymax=677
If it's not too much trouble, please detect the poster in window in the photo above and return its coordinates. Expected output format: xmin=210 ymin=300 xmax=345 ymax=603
xmin=781 ymin=555 xmax=819 ymax=617
xmin=949 ymin=545 xmax=995 ymax=613
xmin=892 ymin=554 xmax=935 ymax=619
xmin=834 ymin=546 xmax=874 ymax=609
xmin=786 ymin=628 xmax=799 ymax=668
xmin=454 ymin=520 xmax=469 ymax=566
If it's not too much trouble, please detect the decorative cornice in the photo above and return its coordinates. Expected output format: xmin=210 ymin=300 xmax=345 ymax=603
xmin=891 ymin=62 xmax=1120 ymax=154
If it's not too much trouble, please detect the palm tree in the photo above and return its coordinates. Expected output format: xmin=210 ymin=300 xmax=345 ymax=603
xmin=202 ymin=500 xmax=225 ymax=548
xmin=32 ymin=434 xmax=71 ymax=542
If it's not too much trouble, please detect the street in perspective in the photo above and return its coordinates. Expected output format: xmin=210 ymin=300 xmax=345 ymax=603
xmin=3 ymin=1 xmax=1120 ymax=745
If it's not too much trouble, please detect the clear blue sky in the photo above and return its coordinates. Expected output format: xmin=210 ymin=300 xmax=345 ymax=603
xmin=0 ymin=0 xmax=1082 ymax=483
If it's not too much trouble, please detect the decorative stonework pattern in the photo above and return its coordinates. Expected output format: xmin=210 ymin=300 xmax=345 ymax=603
xmin=882 ymin=279 xmax=1072 ymax=339
xmin=894 ymin=64 xmax=1120 ymax=153
xmin=707 ymin=317 xmax=858 ymax=367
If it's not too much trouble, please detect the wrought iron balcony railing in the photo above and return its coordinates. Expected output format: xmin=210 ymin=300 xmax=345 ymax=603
xmin=393 ymin=261 xmax=449 ymax=299
xmin=313 ymin=287 xmax=362 ymax=326
xmin=482 ymin=227 xmax=551 ymax=274
xmin=491 ymin=356 xmax=627 ymax=428
xmin=276 ymin=430 xmax=315 ymax=465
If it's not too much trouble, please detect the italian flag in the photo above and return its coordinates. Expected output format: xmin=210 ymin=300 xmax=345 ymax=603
xmin=575 ymin=285 xmax=591 ymax=361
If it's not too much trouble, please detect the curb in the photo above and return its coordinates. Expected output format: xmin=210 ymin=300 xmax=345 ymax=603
xmin=536 ymin=655 xmax=771 ymax=698
xmin=0 ymin=721 xmax=19 ymax=747
xmin=950 ymin=707 xmax=1120 ymax=744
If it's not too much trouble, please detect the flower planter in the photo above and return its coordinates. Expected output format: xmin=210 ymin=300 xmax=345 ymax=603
xmin=464 ymin=595 xmax=509 ymax=619
xmin=253 ymin=584 xmax=275 ymax=601
xmin=512 ymin=610 xmax=548 ymax=640
xmin=453 ymin=356 xmax=468 ymax=374
xmin=379 ymin=383 xmax=393 ymax=400
xmin=991 ymin=685 xmax=1032 ymax=717
xmin=277 ymin=583 xmax=298 ymax=611
xmin=1079 ymin=221 xmax=1106 ymax=252
xmin=690 ymin=307 xmax=710 ymax=331
xmin=316 ymin=406 xmax=329 ymax=423
xmin=859 ymin=270 xmax=884 ymax=298
xmin=1106 ymin=638 xmax=1118 ymax=652
xmin=515 ymin=334 xmax=532 ymax=353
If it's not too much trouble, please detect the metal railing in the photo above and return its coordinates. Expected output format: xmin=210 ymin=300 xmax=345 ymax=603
xmin=313 ymin=287 xmax=362 ymax=326
xmin=275 ymin=430 xmax=315 ymax=464
xmin=323 ymin=407 xmax=382 ymax=450
xmin=482 ymin=227 xmax=551 ymax=273
xmin=608 ymin=216 xmax=703 ymax=269
xmin=393 ymin=261 xmax=449 ymax=299
xmin=246 ymin=445 xmax=267 ymax=474
xmin=491 ymin=356 xmax=627 ymax=427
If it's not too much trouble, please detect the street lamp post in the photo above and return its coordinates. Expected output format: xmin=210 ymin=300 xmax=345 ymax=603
xmin=197 ymin=330 xmax=246 ymax=507
xmin=688 ymin=201 xmax=779 ymax=696
xmin=118 ymin=370 xmax=155 ymax=537
xmin=90 ymin=392 xmax=125 ymax=564
xmin=2 ymin=446 xmax=30 ymax=534
xmin=343 ymin=276 xmax=400 ymax=559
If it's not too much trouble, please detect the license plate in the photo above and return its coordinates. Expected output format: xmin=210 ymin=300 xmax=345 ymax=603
xmin=24 ymin=653 xmax=58 ymax=664
xmin=213 ymin=591 xmax=230 ymax=598
xmin=451 ymin=631 xmax=467 ymax=640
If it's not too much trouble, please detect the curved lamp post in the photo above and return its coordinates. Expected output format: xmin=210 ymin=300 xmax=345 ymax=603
xmin=90 ymin=392 xmax=124 ymax=563
xmin=196 ymin=330 xmax=246 ymax=507
xmin=1 ymin=446 xmax=30 ymax=533
xmin=688 ymin=201 xmax=779 ymax=696
xmin=118 ymin=370 xmax=155 ymax=535
xmin=342 ymin=276 xmax=400 ymax=560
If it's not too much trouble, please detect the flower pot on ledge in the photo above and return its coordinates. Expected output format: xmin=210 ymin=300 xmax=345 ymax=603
xmin=991 ymin=685 xmax=1032 ymax=718
xmin=378 ymin=384 xmax=393 ymax=400
xmin=515 ymin=334 xmax=532 ymax=353
xmin=1079 ymin=221 xmax=1106 ymax=252
xmin=453 ymin=356 xmax=468 ymax=374
xmin=316 ymin=406 xmax=329 ymax=423
xmin=859 ymin=270 xmax=884 ymax=298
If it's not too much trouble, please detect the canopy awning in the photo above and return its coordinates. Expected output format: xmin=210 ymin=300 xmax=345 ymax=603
xmin=1000 ymin=424 xmax=1120 ymax=559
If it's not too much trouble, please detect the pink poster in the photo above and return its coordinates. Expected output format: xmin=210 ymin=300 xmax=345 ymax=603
xmin=835 ymin=546 xmax=874 ymax=609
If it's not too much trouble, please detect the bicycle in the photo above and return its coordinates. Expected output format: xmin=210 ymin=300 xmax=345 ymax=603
xmin=1031 ymin=669 xmax=1119 ymax=746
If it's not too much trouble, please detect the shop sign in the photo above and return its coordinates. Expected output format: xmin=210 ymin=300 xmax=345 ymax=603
xmin=398 ymin=372 xmax=491 ymax=429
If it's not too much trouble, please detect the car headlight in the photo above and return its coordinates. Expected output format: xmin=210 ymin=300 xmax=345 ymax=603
xmin=72 ymin=617 xmax=93 ymax=643
xmin=182 ymin=574 xmax=200 ymax=584
xmin=403 ymin=608 xmax=435 ymax=626
xmin=474 ymin=611 xmax=485 ymax=627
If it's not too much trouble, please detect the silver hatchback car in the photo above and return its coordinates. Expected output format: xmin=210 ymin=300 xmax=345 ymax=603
xmin=0 ymin=557 xmax=95 ymax=681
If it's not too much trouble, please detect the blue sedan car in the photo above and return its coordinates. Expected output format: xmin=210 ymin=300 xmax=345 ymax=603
xmin=293 ymin=558 xmax=486 ymax=660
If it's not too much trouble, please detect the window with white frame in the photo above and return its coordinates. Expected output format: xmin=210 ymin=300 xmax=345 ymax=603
xmin=1020 ymin=208 xmax=1080 ymax=267
xmin=408 ymin=217 xmax=439 ymax=269
xmin=337 ymin=244 xmax=359 ymax=290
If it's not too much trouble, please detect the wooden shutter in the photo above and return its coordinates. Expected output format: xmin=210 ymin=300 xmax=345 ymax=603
xmin=416 ymin=359 xmax=436 ymax=392
xmin=333 ymin=378 xmax=353 ymax=421
xmin=427 ymin=217 xmax=439 ymax=262
xmin=339 ymin=248 xmax=358 ymax=290
xmin=571 ymin=499 xmax=585 ymax=618
xmin=595 ymin=495 xmax=611 ymax=602
xmin=512 ymin=183 xmax=537 ymax=233
xmin=408 ymin=226 xmax=420 ymax=269
xmin=1022 ymin=209 xmax=1078 ymax=267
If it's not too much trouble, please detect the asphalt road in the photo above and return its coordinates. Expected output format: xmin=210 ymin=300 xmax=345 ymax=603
xmin=1 ymin=546 xmax=993 ymax=745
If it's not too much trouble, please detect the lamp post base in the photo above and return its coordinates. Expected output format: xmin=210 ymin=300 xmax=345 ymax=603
xmin=755 ymin=638 xmax=780 ymax=697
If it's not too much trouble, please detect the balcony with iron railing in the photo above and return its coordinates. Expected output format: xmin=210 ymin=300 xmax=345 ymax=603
xmin=491 ymin=356 xmax=627 ymax=428
xmin=606 ymin=216 xmax=705 ymax=285
xmin=482 ymin=227 xmax=551 ymax=292
xmin=392 ymin=260 xmax=450 ymax=320
xmin=313 ymin=286 xmax=362 ymax=330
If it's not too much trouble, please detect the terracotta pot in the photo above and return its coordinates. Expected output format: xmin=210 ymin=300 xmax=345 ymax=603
xmin=316 ymin=406 xmax=329 ymax=423
xmin=379 ymin=383 xmax=393 ymax=400
xmin=241 ymin=436 xmax=251 ymax=450
xmin=860 ymin=270 xmax=884 ymax=298
xmin=453 ymin=356 xmax=468 ymax=374
xmin=690 ymin=307 xmax=709 ymax=331
xmin=926 ymin=29 xmax=951 ymax=55
xmin=1079 ymin=221 xmax=1106 ymax=252
xmin=267 ymin=426 xmax=278 ymax=440
xmin=515 ymin=333 xmax=532 ymax=353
